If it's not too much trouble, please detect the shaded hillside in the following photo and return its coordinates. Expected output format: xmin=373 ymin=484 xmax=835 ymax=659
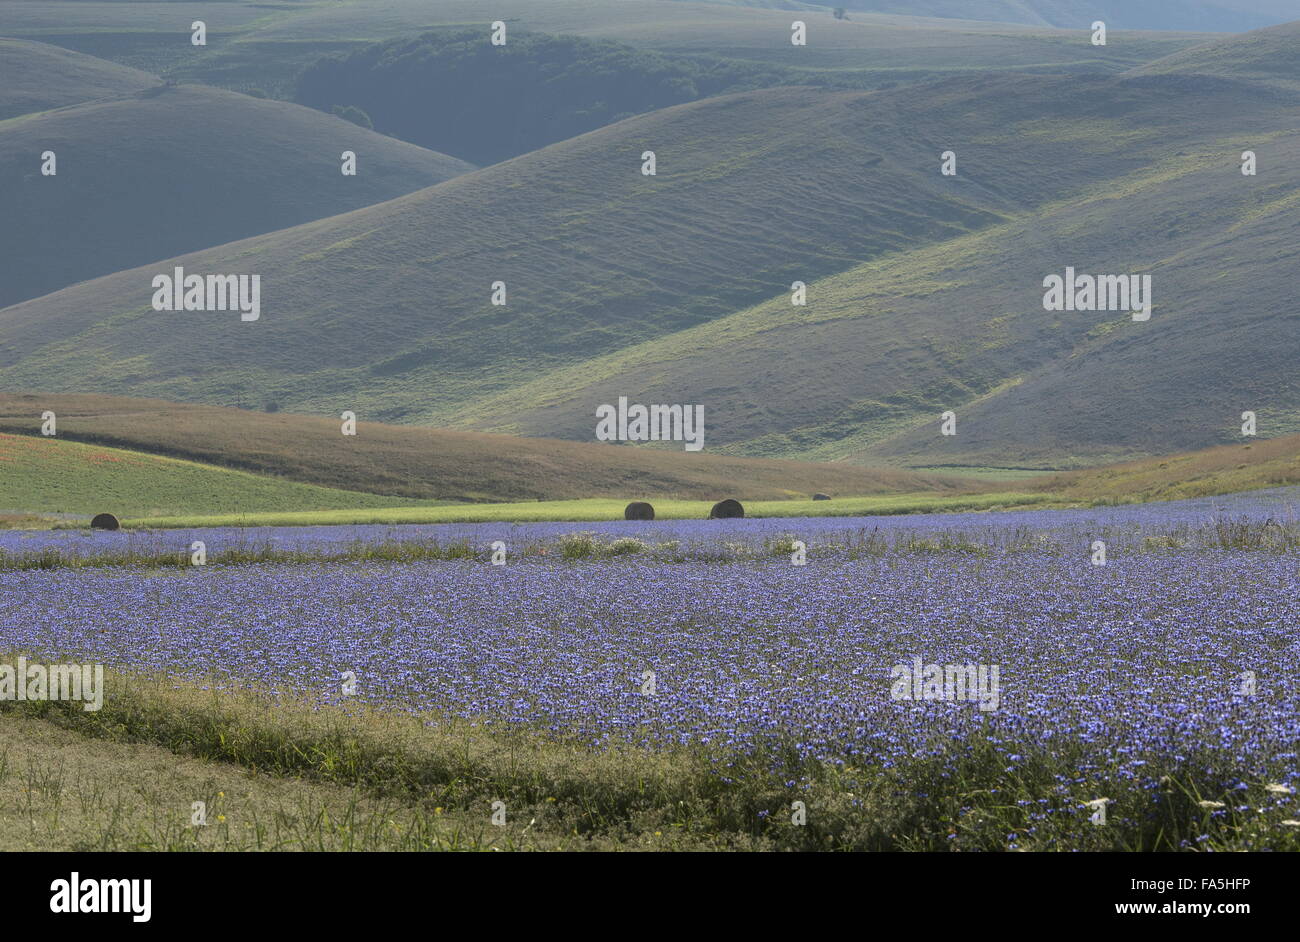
xmin=2 ymin=71 xmax=1293 ymax=470
xmin=0 ymin=84 xmax=1028 ymax=419
xmin=0 ymin=0 xmax=277 ymax=75
xmin=504 ymin=90 xmax=1298 ymax=469
xmin=831 ymin=1 xmax=1300 ymax=31
xmin=1 ymin=1 xmax=1208 ymax=97
xmin=256 ymin=1 xmax=1208 ymax=76
xmin=431 ymin=73 xmax=1297 ymax=467
xmin=291 ymin=22 xmax=1209 ymax=165
xmin=0 ymin=38 xmax=157 ymax=121
xmin=296 ymin=30 xmax=796 ymax=165
xmin=1130 ymin=19 xmax=1300 ymax=90
xmin=0 ymin=394 xmax=978 ymax=503
xmin=0 ymin=84 xmax=473 ymax=308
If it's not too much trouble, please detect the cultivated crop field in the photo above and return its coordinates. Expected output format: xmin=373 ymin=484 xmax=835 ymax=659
xmin=4 ymin=490 xmax=1298 ymax=851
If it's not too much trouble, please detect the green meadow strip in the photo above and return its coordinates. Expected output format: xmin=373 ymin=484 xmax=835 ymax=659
xmin=120 ymin=492 xmax=1051 ymax=530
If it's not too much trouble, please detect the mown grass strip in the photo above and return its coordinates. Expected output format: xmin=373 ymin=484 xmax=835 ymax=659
xmin=4 ymin=670 xmax=1297 ymax=851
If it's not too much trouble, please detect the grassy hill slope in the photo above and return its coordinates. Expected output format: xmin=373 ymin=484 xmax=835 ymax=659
xmin=1130 ymin=19 xmax=1300 ymax=90
xmin=830 ymin=1 xmax=1300 ymax=32
xmin=0 ymin=1 xmax=1208 ymax=98
xmin=1034 ymin=434 xmax=1300 ymax=503
xmin=433 ymin=60 xmax=1297 ymax=468
xmin=0 ymin=394 xmax=978 ymax=504
xmin=0 ymin=83 xmax=474 ymax=308
xmin=293 ymin=29 xmax=806 ymax=166
xmin=0 ymin=1 xmax=279 ymax=72
xmin=4 ymin=67 xmax=1294 ymax=468
xmin=0 ymin=432 xmax=430 ymax=520
xmin=8 ymin=71 xmax=1285 ymax=445
xmin=429 ymin=73 xmax=1300 ymax=465
xmin=8 ymin=403 xmax=1297 ymax=525
xmin=4 ymin=14 xmax=1293 ymax=472
xmin=0 ymin=83 xmax=1029 ymax=420
xmin=0 ymin=37 xmax=157 ymax=120
xmin=244 ymin=0 xmax=1204 ymax=69
xmin=115 ymin=429 xmax=1300 ymax=527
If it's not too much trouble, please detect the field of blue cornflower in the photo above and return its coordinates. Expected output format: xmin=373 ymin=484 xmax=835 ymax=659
xmin=3 ymin=488 xmax=1298 ymax=850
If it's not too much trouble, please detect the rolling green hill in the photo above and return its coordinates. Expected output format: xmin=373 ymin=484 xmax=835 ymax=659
xmin=3 ymin=53 xmax=1293 ymax=469
xmin=0 ymin=80 xmax=474 ymax=308
xmin=437 ymin=27 xmax=1300 ymax=469
xmin=0 ymin=1 xmax=1208 ymax=99
xmin=0 ymin=393 xmax=979 ymax=505
xmin=826 ymin=1 xmax=1300 ymax=32
xmin=290 ymin=24 xmax=1208 ymax=168
xmin=0 ymin=0 xmax=279 ymax=76
xmin=1130 ymin=19 xmax=1300 ymax=89
xmin=238 ymin=0 xmax=1204 ymax=71
xmin=0 ymin=37 xmax=157 ymax=121
xmin=294 ymin=29 xmax=803 ymax=166
xmin=0 ymin=83 xmax=1024 ymax=419
xmin=504 ymin=72 xmax=1299 ymax=469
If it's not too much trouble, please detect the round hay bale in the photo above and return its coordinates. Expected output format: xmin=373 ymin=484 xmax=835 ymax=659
xmin=624 ymin=501 xmax=655 ymax=521
xmin=708 ymin=498 xmax=744 ymax=519
xmin=90 ymin=512 xmax=121 ymax=531
xmin=813 ymin=493 xmax=832 ymax=501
